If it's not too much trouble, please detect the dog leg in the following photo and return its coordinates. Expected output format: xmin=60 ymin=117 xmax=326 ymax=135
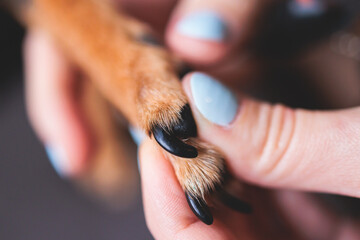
xmin=11 ymin=0 xmax=251 ymax=224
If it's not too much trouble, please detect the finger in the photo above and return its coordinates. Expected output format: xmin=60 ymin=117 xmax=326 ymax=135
xmin=24 ymin=30 xmax=93 ymax=177
xmin=166 ymin=0 xmax=256 ymax=65
xmin=182 ymin=72 xmax=360 ymax=198
xmin=139 ymin=139 xmax=250 ymax=240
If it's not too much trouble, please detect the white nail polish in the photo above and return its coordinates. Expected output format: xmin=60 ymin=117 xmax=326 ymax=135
xmin=45 ymin=145 xmax=70 ymax=177
xmin=190 ymin=73 xmax=238 ymax=126
xmin=176 ymin=11 xmax=228 ymax=42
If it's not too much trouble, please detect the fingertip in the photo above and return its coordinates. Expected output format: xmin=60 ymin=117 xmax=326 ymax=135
xmin=166 ymin=26 xmax=228 ymax=65
xmin=47 ymin=118 xmax=94 ymax=177
xmin=166 ymin=11 xmax=230 ymax=65
xmin=165 ymin=0 xmax=252 ymax=66
xmin=181 ymin=72 xmax=193 ymax=96
xmin=139 ymin=140 xmax=238 ymax=239
xmin=182 ymin=72 xmax=239 ymax=130
xmin=139 ymin=141 xmax=220 ymax=236
xmin=39 ymin=99 xmax=94 ymax=178
xmin=44 ymin=133 xmax=91 ymax=178
xmin=24 ymin=30 xmax=93 ymax=178
xmin=139 ymin=140 xmax=191 ymax=238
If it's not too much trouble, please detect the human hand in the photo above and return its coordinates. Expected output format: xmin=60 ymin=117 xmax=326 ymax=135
xmin=24 ymin=0 xmax=300 ymax=176
xmin=139 ymin=72 xmax=360 ymax=240
xmin=23 ymin=0 xmax=360 ymax=238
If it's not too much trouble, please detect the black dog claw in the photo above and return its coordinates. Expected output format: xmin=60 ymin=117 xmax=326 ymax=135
xmin=186 ymin=192 xmax=213 ymax=225
xmin=172 ymin=104 xmax=197 ymax=139
xmin=153 ymin=126 xmax=198 ymax=158
xmin=218 ymin=191 xmax=253 ymax=214
xmin=137 ymin=34 xmax=162 ymax=47
xmin=152 ymin=104 xmax=198 ymax=158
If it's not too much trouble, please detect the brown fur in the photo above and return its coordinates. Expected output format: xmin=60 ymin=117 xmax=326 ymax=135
xmin=29 ymin=0 xmax=187 ymax=132
xmin=7 ymin=0 xmax=225 ymax=201
xmin=165 ymin=139 xmax=225 ymax=200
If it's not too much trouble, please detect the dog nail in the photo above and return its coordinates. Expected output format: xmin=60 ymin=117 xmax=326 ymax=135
xmin=186 ymin=192 xmax=213 ymax=225
xmin=218 ymin=191 xmax=253 ymax=214
xmin=172 ymin=104 xmax=197 ymax=139
xmin=138 ymin=34 xmax=162 ymax=46
xmin=153 ymin=126 xmax=198 ymax=158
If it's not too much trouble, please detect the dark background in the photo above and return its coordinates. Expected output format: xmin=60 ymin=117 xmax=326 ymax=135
xmin=0 ymin=9 xmax=152 ymax=240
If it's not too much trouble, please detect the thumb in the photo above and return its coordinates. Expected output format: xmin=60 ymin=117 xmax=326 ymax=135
xmin=183 ymin=72 xmax=360 ymax=198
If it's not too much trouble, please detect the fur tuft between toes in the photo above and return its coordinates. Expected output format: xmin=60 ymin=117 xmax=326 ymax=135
xmin=165 ymin=139 xmax=225 ymax=200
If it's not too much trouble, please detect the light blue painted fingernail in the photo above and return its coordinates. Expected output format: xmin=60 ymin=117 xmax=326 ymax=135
xmin=128 ymin=126 xmax=147 ymax=173
xmin=129 ymin=126 xmax=146 ymax=146
xmin=45 ymin=145 xmax=69 ymax=177
xmin=176 ymin=11 xmax=228 ymax=41
xmin=190 ymin=73 xmax=238 ymax=126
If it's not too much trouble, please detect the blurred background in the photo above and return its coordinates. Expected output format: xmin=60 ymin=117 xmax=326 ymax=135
xmin=0 ymin=0 xmax=360 ymax=239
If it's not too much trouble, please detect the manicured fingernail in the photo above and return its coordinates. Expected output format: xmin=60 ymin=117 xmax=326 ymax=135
xmin=45 ymin=145 xmax=70 ymax=177
xmin=176 ymin=11 xmax=228 ymax=42
xmin=190 ymin=73 xmax=238 ymax=126
xmin=129 ymin=126 xmax=146 ymax=173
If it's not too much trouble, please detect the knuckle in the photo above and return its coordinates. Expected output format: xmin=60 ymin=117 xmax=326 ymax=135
xmin=253 ymin=104 xmax=297 ymax=183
